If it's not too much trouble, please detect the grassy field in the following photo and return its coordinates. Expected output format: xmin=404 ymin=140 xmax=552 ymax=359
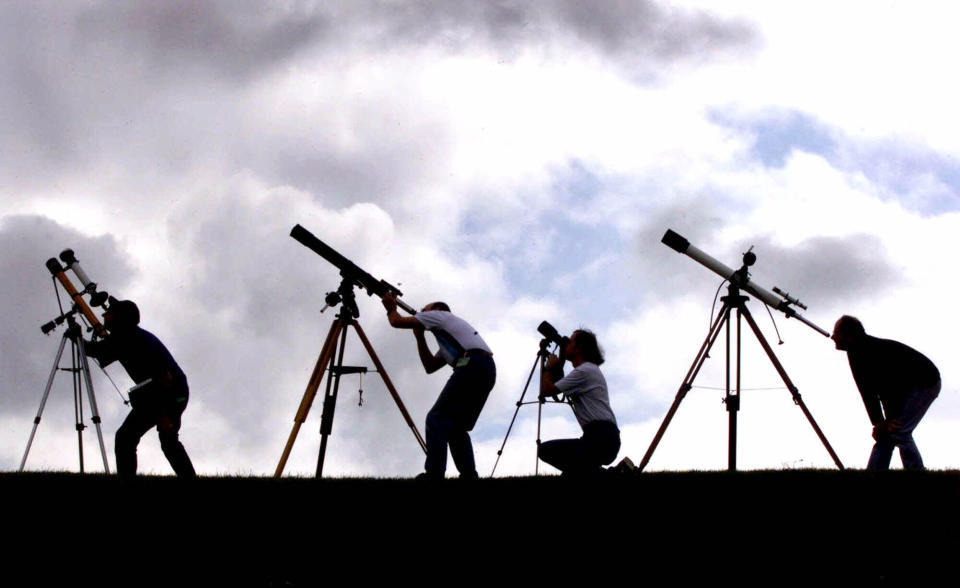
xmin=5 ymin=469 xmax=958 ymax=585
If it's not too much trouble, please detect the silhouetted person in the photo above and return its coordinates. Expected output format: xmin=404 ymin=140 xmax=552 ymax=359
xmin=85 ymin=298 xmax=196 ymax=478
xmin=382 ymin=292 xmax=495 ymax=480
xmin=832 ymin=315 xmax=940 ymax=470
xmin=539 ymin=329 xmax=621 ymax=475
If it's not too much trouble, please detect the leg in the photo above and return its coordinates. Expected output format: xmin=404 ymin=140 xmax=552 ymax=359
xmin=584 ymin=421 xmax=622 ymax=467
xmin=892 ymin=381 xmax=940 ymax=470
xmin=157 ymin=401 xmax=196 ymax=478
xmin=538 ymin=437 xmax=590 ymax=474
xmin=424 ymin=403 xmax=452 ymax=477
xmin=115 ymin=408 xmax=157 ymax=477
xmin=867 ymin=436 xmax=896 ymax=470
xmin=423 ymin=356 xmax=495 ymax=478
xmin=448 ymin=429 xmax=477 ymax=479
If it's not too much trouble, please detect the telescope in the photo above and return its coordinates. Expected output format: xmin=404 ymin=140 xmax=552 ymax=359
xmin=45 ymin=257 xmax=107 ymax=338
xmin=290 ymin=224 xmax=417 ymax=316
xmin=661 ymin=229 xmax=829 ymax=337
xmin=59 ymin=249 xmax=109 ymax=308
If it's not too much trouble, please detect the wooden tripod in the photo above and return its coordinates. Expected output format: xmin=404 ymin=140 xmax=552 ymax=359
xmin=275 ymin=308 xmax=426 ymax=478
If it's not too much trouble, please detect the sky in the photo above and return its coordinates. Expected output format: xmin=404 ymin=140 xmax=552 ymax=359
xmin=3 ymin=0 xmax=959 ymax=477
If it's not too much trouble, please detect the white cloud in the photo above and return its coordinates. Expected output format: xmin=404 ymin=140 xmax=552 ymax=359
xmin=4 ymin=1 xmax=958 ymax=478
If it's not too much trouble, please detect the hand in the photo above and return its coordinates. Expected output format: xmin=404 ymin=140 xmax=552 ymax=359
xmin=885 ymin=418 xmax=903 ymax=433
xmin=544 ymin=354 xmax=560 ymax=370
xmin=381 ymin=291 xmax=398 ymax=313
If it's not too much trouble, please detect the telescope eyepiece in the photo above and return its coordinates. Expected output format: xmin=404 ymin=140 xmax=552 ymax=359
xmin=59 ymin=249 xmax=78 ymax=265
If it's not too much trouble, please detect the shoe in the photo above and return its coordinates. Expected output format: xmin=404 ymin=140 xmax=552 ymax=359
xmin=612 ymin=456 xmax=636 ymax=473
xmin=415 ymin=472 xmax=443 ymax=482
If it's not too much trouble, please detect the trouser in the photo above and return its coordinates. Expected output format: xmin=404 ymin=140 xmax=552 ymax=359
xmin=539 ymin=420 xmax=621 ymax=474
xmin=116 ymin=390 xmax=196 ymax=478
xmin=867 ymin=379 xmax=940 ymax=470
xmin=424 ymin=353 xmax=496 ymax=478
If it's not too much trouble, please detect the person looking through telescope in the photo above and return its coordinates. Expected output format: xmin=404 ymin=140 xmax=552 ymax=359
xmin=832 ymin=315 xmax=940 ymax=470
xmin=538 ymin=329 xmax=622 ymax=476
xmin=382 ymin=292 xmax=495 ymax=481
xmin=82 ymin=298 xmax=196 ymax=478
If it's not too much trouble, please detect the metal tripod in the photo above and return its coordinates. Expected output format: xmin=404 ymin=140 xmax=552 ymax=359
xmin=20 ymin=314 xmax=111 ymax=473
xmin=490 ymin=338 xmax=566 ymax=477
xmin=275 ymin=279 xmax=426 ymax=478
xmin=638 ymin=283 xmax=844 ymax=471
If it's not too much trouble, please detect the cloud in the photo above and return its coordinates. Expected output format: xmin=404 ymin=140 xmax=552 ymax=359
xmin=0 ymin=214 xmax=135 ymax=422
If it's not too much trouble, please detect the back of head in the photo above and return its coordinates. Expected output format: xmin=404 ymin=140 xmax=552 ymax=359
xmin=429 ymin=301 xmax=451 ymax=312
xmin=836 ymin=315 xmax=865 ymax=339
xmin=108 ymin=297 xmax=141 ymax=329
xmin=573 ymin=329 xmax=605 ymax=365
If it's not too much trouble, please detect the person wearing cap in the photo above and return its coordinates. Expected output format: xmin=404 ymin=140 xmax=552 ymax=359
xmin=538 ymin=329 xmax=621 ymax=476
xmin=832 ymin=315 xmax=940 ymax=470
xmin=382 ymin=292 xmax=495 ymax=480
xmin=84 ymin=298 xmax=196 ymax=478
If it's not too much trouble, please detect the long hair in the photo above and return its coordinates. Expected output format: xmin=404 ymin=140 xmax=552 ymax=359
xmin=573 ymin=329 xmax=605 ymax=365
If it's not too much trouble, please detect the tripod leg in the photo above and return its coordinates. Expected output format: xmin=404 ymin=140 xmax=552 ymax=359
xmin=490 ymin=352 xmax=541 ymax=477
xmin=316 ymin=321 xmax=349 ymax=477
xmin=739 ymin=307 xmax=845 ymax=470
xmin=70 ymin=342 xmax=86 ymax=473
xmin=351 ymin=319 xmax=427 ymax=453
xmin=20 ymin=334 xmax=69 ymax=471
xmin=76 ymin=338 xmax=111 ymax=474
xmin=638 ymin=305 xmax=730 ymax=472
xmin=275 ymin=318 xmax=343 ymax=477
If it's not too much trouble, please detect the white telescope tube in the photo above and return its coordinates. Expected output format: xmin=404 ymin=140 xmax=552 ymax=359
xmin=662 ymin=229 xmax=829 ymax=337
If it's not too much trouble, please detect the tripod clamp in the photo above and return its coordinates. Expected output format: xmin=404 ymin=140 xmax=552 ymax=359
xmin=320 ymin=278 xmax=362 ymax=318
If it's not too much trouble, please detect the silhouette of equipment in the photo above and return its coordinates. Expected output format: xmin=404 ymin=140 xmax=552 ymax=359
xmin=275 ymin=226 xmax=426 ymax=478
xmin=490 ymin=321 xmax=569 ymax=477
xmin=638 ymin=230 xmax=844 ymax=472
xmin=21 ymin=257 xmax=111 ymax=473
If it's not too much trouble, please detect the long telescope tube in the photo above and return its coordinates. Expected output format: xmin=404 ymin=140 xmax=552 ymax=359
xmin=661 ymin=230 xmax=829 ymax=337
xmin=45 ymin=259 xmax=107 ymax=338
xmin=290 ymin=224 xmax=418 ymax=315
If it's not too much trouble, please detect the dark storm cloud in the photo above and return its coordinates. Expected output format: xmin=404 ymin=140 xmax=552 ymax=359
xmin=367 ymin=0 xmax=756 ymax=64
xmin=741 ymin=234 xmax=898 ymax=310
xmin=0 ymin=1 xmax=756 ymax=195
xmin=0 ymin=215 xmax=135 ymax=416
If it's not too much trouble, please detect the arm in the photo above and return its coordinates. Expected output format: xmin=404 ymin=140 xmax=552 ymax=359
xmin=382 ymin=292 xmax=421 ymax=329
xmin=414 ymin=328 xmax=447 ymax=374
xmin=539 ymin=354 xmax=564 ymax=399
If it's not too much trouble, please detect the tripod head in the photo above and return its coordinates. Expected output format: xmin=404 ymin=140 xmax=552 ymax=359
xmin=40 ymin=307 xmax=85 ymax=337
xmin=320 ymin=277 xmax=362 ymax=318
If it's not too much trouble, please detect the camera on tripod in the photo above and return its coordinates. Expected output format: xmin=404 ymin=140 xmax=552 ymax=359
xmin=537 ymin=321 xmax=569 ymax=348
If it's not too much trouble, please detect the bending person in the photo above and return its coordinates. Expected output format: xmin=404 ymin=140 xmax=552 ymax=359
xmin=539 ymin=329 xmax=621 ymax=475
xmin=832 ymin=315 xmax=940 ymax=470
xmin=382 ymin=292 xmax=495 ymax=480
xmin=85 ymin=298 xmax=196 ymax=478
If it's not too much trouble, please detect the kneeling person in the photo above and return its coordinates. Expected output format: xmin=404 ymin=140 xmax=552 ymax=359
xmin=539 ymin=329 xmax=620 ymax=475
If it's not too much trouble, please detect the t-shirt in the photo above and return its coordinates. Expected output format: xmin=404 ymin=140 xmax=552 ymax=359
xmin=553 ymin=362 xmax=617 ymax=429
xmin=415 ymin=310 xmax=491 ymax=366
xmin=847 ymin=335 xmax=940 ymax=424
xmin=86 ymin=326 xmax=188 ymax=390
